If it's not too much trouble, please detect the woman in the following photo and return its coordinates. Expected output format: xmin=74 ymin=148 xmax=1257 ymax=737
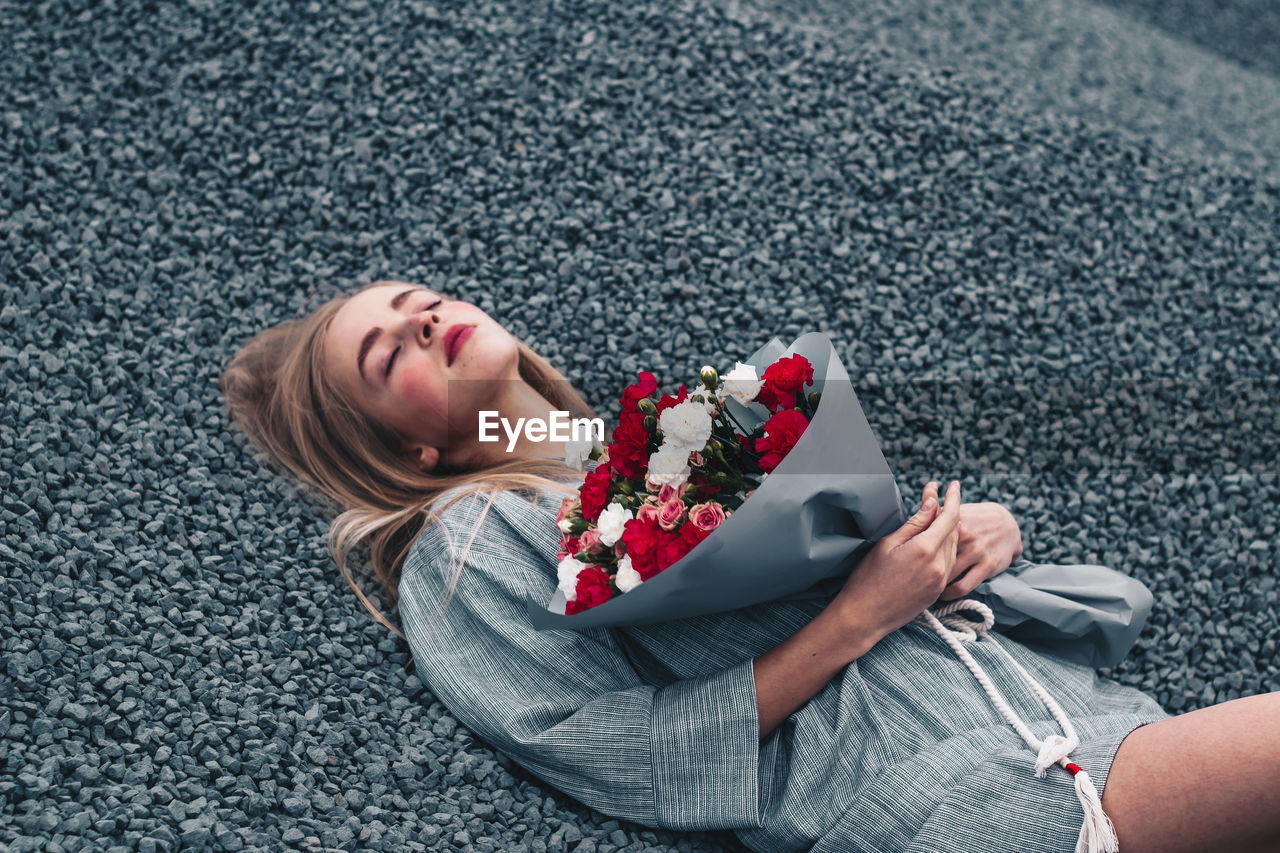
xmin=221 ymin=280 xmax=1280 ymax=853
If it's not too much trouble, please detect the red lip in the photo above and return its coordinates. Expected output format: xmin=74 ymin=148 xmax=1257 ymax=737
xmin=445 ymin=324 xmax=474 ymax=367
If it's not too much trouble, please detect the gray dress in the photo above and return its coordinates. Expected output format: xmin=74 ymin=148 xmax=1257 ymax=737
xmin=398 ymin=478 xmax=1171 ymax=853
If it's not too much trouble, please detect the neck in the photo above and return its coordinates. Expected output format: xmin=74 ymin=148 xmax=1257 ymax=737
xmin=474 ymin=379 xmax=570 ymax=468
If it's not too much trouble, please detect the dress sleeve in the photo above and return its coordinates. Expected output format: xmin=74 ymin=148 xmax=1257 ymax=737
xmin=397 ymin=488 xmax=781 ymax=832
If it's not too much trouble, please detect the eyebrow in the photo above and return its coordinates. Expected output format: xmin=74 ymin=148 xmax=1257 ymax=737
xmin=356 ymin=287 xmax=419 ymax=385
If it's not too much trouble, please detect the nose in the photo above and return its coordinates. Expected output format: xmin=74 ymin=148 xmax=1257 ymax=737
xmin=410 ymin=308 xmax=443 ymax=344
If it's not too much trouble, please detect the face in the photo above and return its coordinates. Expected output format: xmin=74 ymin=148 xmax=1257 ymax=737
xmin=323 ymin=282 xmax=522 ymax=471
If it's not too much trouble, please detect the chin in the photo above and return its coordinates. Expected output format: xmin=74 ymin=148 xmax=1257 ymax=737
xmin=455 ymin=326 xmax=522 ymax=378
xmin=487 ymin=327 xmax=524 ymax=369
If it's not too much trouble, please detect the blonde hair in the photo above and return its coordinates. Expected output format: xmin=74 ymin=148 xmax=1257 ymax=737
xmin=219 ymin=280 xmax=596 ymax=639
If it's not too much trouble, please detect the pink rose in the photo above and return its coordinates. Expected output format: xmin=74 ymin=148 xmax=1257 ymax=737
xmin=658 ymin=482 xmax=690 ymax=504
xmin=636 ymin=503 xmax=661 ymax=525
xmin=578 ymin=528 xmax=606 ymax=556
xmin=688 ymin=501 xmax=726 ymax=532
xmin=556 ymin=496 xmax=576 ymax=527
xmin=657 ymin=498 xmax=685 ymax=531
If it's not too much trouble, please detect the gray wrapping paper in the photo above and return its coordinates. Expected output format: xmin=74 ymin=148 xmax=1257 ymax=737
xmin=525 ymin=332 xmax=1154 ymax=670
xmin=968 ymin=558 xmax=1155 ymax=669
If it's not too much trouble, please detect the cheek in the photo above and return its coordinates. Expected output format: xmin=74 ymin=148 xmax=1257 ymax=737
xmin=397 ymin=370 xmax=448 ymax=420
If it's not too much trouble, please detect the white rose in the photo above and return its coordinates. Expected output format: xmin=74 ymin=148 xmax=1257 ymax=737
xmin=658 ymin=399 xmax=713 ymax=452
xmin=615 ymin=554 xmax=642 ymax=593
xmin=647 ymin=442 xmax=691 ymax=487
xmin=596 ymin=501 xmax=633 ymax=547
xmin=557 ymin=554 xmax=590 ymax=602
xmin=563 ymin=433 xmax=600 ymax=472
xmin=719 ymin=361 xmax=763 ymax=406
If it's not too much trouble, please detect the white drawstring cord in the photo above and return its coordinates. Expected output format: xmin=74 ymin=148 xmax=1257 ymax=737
xmin=913 ymin=599 xmax=1121 ymax=853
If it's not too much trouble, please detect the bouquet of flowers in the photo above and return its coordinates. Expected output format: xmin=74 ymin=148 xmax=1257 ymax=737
xmin=553 ymin=351 xmax=821 ymax=613
xmin=526 ymin=331 xmax=909 ymax=629
xmin=526 ymin=331 xmax=1158 ymax=671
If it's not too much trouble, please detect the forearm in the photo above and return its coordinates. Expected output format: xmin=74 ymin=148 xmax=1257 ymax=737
xmin=752 ymin=602 xmax=881 ymax=742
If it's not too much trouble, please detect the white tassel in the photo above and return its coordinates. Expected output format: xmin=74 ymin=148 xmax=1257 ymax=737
xmin=914 ymin=601 xmax=1122 ymax=853
xmin=1073 ymin=767 xmax=1120 ymax=853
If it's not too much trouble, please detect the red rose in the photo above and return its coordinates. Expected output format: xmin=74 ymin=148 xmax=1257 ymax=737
xmin=620 ymin=372 xmax=658 ymax=413
xmin=681 ymin=519 xmax=711 ymax=549
xmin=688 ymin=469 xmax=722 ymax=500
xmin=579 ymin=466 xmax=614 ymax=522
xmin=756 ymin=408 xmax=810 ymax=473
xmin=655 ymin=384 xmax=689 ymax=414
xmin=608 ymin=411 xmax=650 ymax=479
xmin=557 ymin=533 xmax=580 ymax=562
xmin=655 ymin=529 xmax=693 ymax=572
xmin=757 ymin=354 xmax=814 ymax=411
xmin=566 ymin=566 xmax=613 ymax=614
xmin=620 ymin=516 xmax=665 ymax=579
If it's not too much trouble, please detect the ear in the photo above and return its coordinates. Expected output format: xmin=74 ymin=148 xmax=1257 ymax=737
xmin=405 ymin=442 xmax=441 ymax=473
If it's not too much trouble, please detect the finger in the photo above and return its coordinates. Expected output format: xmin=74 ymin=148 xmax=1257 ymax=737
xmin=901 ymin=479 xmax=947 ymax=543
xmin=942 ymin=552 xmax=978 ymax=597
xmin=952 ymin=537 xmax=977 ymax=578
xmin=941 ymin=561 xmax=990 ymax=601
xmin=948 ymin=548 xmax=981 ymax=585
xmin=918 ymin=480 xmax=939 ymax=516
xmin=889 ymin=481 xmax=940 ymax=546
xmin=916 ymin=480 xmax=962 ymax=552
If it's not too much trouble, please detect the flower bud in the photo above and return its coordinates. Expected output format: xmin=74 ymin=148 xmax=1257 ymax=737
xmin=644 ymin=415 xmax=657 ymax=433
xmin=699 ymin=366 xmax=719 ymax=391
xmin=637 ymin=397 xmax=657 ymax=416
xmin=808 ymin=390 xmax=822 ymax=410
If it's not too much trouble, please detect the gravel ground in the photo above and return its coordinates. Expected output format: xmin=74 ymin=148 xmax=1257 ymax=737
xmin=2 ymin=0 xmax=1278 ymax=851
xmin=1097 ymin=0 xmax=1280 ymax=79
xmin=731 ymin=0 xmax=1280 ymax=184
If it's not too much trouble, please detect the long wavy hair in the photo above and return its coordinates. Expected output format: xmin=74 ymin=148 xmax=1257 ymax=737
xmin=219 ymin=280 xmax=597 ymax=639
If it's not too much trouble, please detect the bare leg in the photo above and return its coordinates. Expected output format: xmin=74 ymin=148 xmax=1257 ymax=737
xmin=1100 ymin=691 xmax=1280 ymax=853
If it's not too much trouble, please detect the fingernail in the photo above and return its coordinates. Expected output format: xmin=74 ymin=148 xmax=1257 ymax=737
xmin=922 ymin=499 xmax=935 ymax=511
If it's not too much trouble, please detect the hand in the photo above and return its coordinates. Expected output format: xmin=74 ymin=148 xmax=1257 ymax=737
xmin=833 ymin=480 xmax=967 ymax=646
xmin=939 ymin=501 xmax=1024 ymax=601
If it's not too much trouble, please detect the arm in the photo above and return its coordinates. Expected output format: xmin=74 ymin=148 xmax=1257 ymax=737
xmin=753 ymin=599 xmax=880 ymax=743
xmin=399 ymin=489 xmax=788 ymax=832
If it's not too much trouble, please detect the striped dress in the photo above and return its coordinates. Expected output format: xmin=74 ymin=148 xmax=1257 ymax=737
xmin=398 ymin=471 xmax=1171 ymax=853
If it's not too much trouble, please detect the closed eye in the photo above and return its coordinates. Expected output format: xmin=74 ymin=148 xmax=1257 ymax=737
xmin=386 ymin=297 xmax=444 ymax=378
